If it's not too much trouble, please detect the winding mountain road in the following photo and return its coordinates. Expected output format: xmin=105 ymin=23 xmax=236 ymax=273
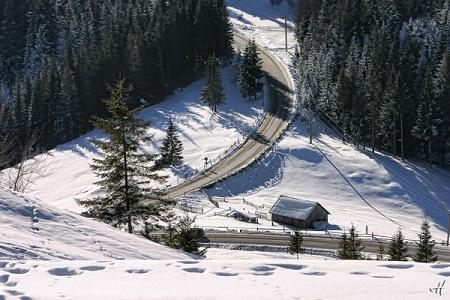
xmin=166 ymin=33 xmax=294 ymax=199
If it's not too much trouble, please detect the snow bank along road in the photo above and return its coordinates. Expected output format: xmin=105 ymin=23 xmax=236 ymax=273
xmin=166 ymin=32 xmax=294 ymax=199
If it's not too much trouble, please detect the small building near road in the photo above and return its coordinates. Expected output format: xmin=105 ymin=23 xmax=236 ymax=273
xmin=269 ymin=195 xmax=330 ymax=229
xmin=229 ymin=210 xmax=258 ymax=224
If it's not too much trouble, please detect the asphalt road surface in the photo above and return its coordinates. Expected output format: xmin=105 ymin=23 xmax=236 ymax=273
xmin=205 ymin=232 xmax=450 ymax=262
xmin=165 ymin=32 xmax=294 ymax=200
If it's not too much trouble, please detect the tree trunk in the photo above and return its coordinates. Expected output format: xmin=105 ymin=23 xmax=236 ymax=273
xmin=400 ymin=112 xmax=404 ymax=160
xmin=371 ymin=111 xmax=375 ymax=154
xmin=122 ymin=130 xmax=132 ymax=234
xmin=429 ymin=134 xmax=432 ymax=164
xmin=393 ymin=112 xmax=397 ymax=156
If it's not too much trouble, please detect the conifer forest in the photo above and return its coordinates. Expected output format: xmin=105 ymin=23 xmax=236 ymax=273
xmin=0 ymin=0 xmax=232 ymax=160
xmin=295 ymin=0 xmax=450 ymax=164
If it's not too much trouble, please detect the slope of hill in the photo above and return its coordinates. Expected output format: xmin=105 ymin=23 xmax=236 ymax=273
xmin=206 ymin=115 xmax=450 ymax=240
xmin=2 ymin=67 xmax=261 ymax=213
xmin=0 ymin=187 xmax=193 ymax=260
xmin=193 ymin=0 xmax=450 ymax=241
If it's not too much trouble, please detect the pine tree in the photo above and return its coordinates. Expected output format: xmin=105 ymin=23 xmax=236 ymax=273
xmin=239 ymin=40 xmax=263 ymax=100
xmin=160 ymin=117 xmax=184 ymax=166
xmin=433 ymin=47 xmax=450 ymax=165
xmin=232 ymin=50 xmax=243 ymax=84
xmin=172 ymin=215 xmax=207 ymax=257
xmin=288 ymin=231 xmax=303 ymax=259
xmin=338 ymin=225 xmax=364 ymax=259
xmin=377 ymin=242 xmax=385 ymax=260
xmin=388 ymin=228 xmax=408 ymax=261
xmin=201 ymin=54 xmax=225 ymax=112
xmin=338 ymin=231 xmax=350 ymax=259
xmin=415 ymin=220 xmax=438 ymax=263
xmin=412 ymin=59 xmax=442 ymax=163
xmin=78 ymin=80 xmax=170 ymax=234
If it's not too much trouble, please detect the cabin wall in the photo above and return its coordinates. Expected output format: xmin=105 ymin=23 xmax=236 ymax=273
xmin=272 ymin=206 xmax=329 ymax=229
xmin=271 ymin=214 xmax=306 ymax=229
xmin=306 ymin=206 xmax=329 ymax=227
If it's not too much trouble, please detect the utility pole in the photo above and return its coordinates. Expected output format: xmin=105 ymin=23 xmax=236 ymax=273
xmin=447 ymin=211 xmax=450 ymax=247
xmin=285 ymin=16 xmax=288 ymax=52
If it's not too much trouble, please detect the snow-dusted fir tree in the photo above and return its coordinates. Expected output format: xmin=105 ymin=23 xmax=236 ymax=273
xmin=288 ymin=231 xmax=303 ymax=259
xmin=433 ymin=47 xmax=450 ymax=165
xmin=239 ymin=40 xmax=263 ymax=100
xmin=338 ymin=225 xmax=364 ymax=260
xmin=201 ymin=54 xmax=225 ymax=112
xmin=78 ymin=80 xmax=170 ymax=234
xmin=172 ymin=215 xmax=207 ymax=257
xmin=411 ymin=59 xmax=444 ymax=163
xmin=378 ymin=66 xmax=400 ymax=153
xmin=232 ymin=50 xmax=243 ymax=84
xmin=160 ymin=117 xmax=183 ymax=166
xmin=415 ymin=220 xmax=438 ymax=263
xmin=388 ymin=228 xmax=408 ymax=261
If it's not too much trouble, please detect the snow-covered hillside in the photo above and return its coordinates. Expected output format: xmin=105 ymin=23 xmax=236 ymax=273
xmin=198 ymin=0 xmax=450 ymax=241
xmin=0 ymin=187 xmax=193 ymax=260
xmin=206 ymin=117 xmax=450 ymax=241
xmin=3 ymin=0 xmax=450 ymax=244
xmin=5 ymin=67 xmax=261 ymax=213
xmin=1 ymin=259 xmax=448 ymax=299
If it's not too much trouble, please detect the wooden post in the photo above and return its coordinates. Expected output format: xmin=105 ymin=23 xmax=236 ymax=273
xmin=447 ymin=211 xmax=450 ymax=247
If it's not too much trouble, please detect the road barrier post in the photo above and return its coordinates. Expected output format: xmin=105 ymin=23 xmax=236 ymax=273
xmin=447 ymin=211 xmax=450 ymax=247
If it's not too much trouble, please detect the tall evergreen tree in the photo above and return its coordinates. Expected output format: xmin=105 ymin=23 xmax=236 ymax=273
xmin=388 ymin=228 xmax=408 ymax=261
xmin=411 ymin=59 xmax=443 ymax=163
xmin=78 ymin=80 xmax=170 ymax=234
xmin=239 ymin=40 xmax=264 ymax=100
xmin=415 ymin=220 xmax=438 ymax=263
xmin=433 ymin=47 xmax=450 ymax=165
xmin=160 ymin=117 xmax=184 ymax=166
xmin=201 ymin=54 xmax=225 ymax=112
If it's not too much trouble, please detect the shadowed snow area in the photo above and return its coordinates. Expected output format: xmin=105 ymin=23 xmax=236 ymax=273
xmin=0 ymin=188 xmax=193 ymax=260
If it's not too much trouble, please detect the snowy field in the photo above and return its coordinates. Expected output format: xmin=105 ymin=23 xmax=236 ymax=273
xmin=5 ymin=67 xmax=262 ymax=213
xmin=1 ymin=259 xmax=449 ymax=299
